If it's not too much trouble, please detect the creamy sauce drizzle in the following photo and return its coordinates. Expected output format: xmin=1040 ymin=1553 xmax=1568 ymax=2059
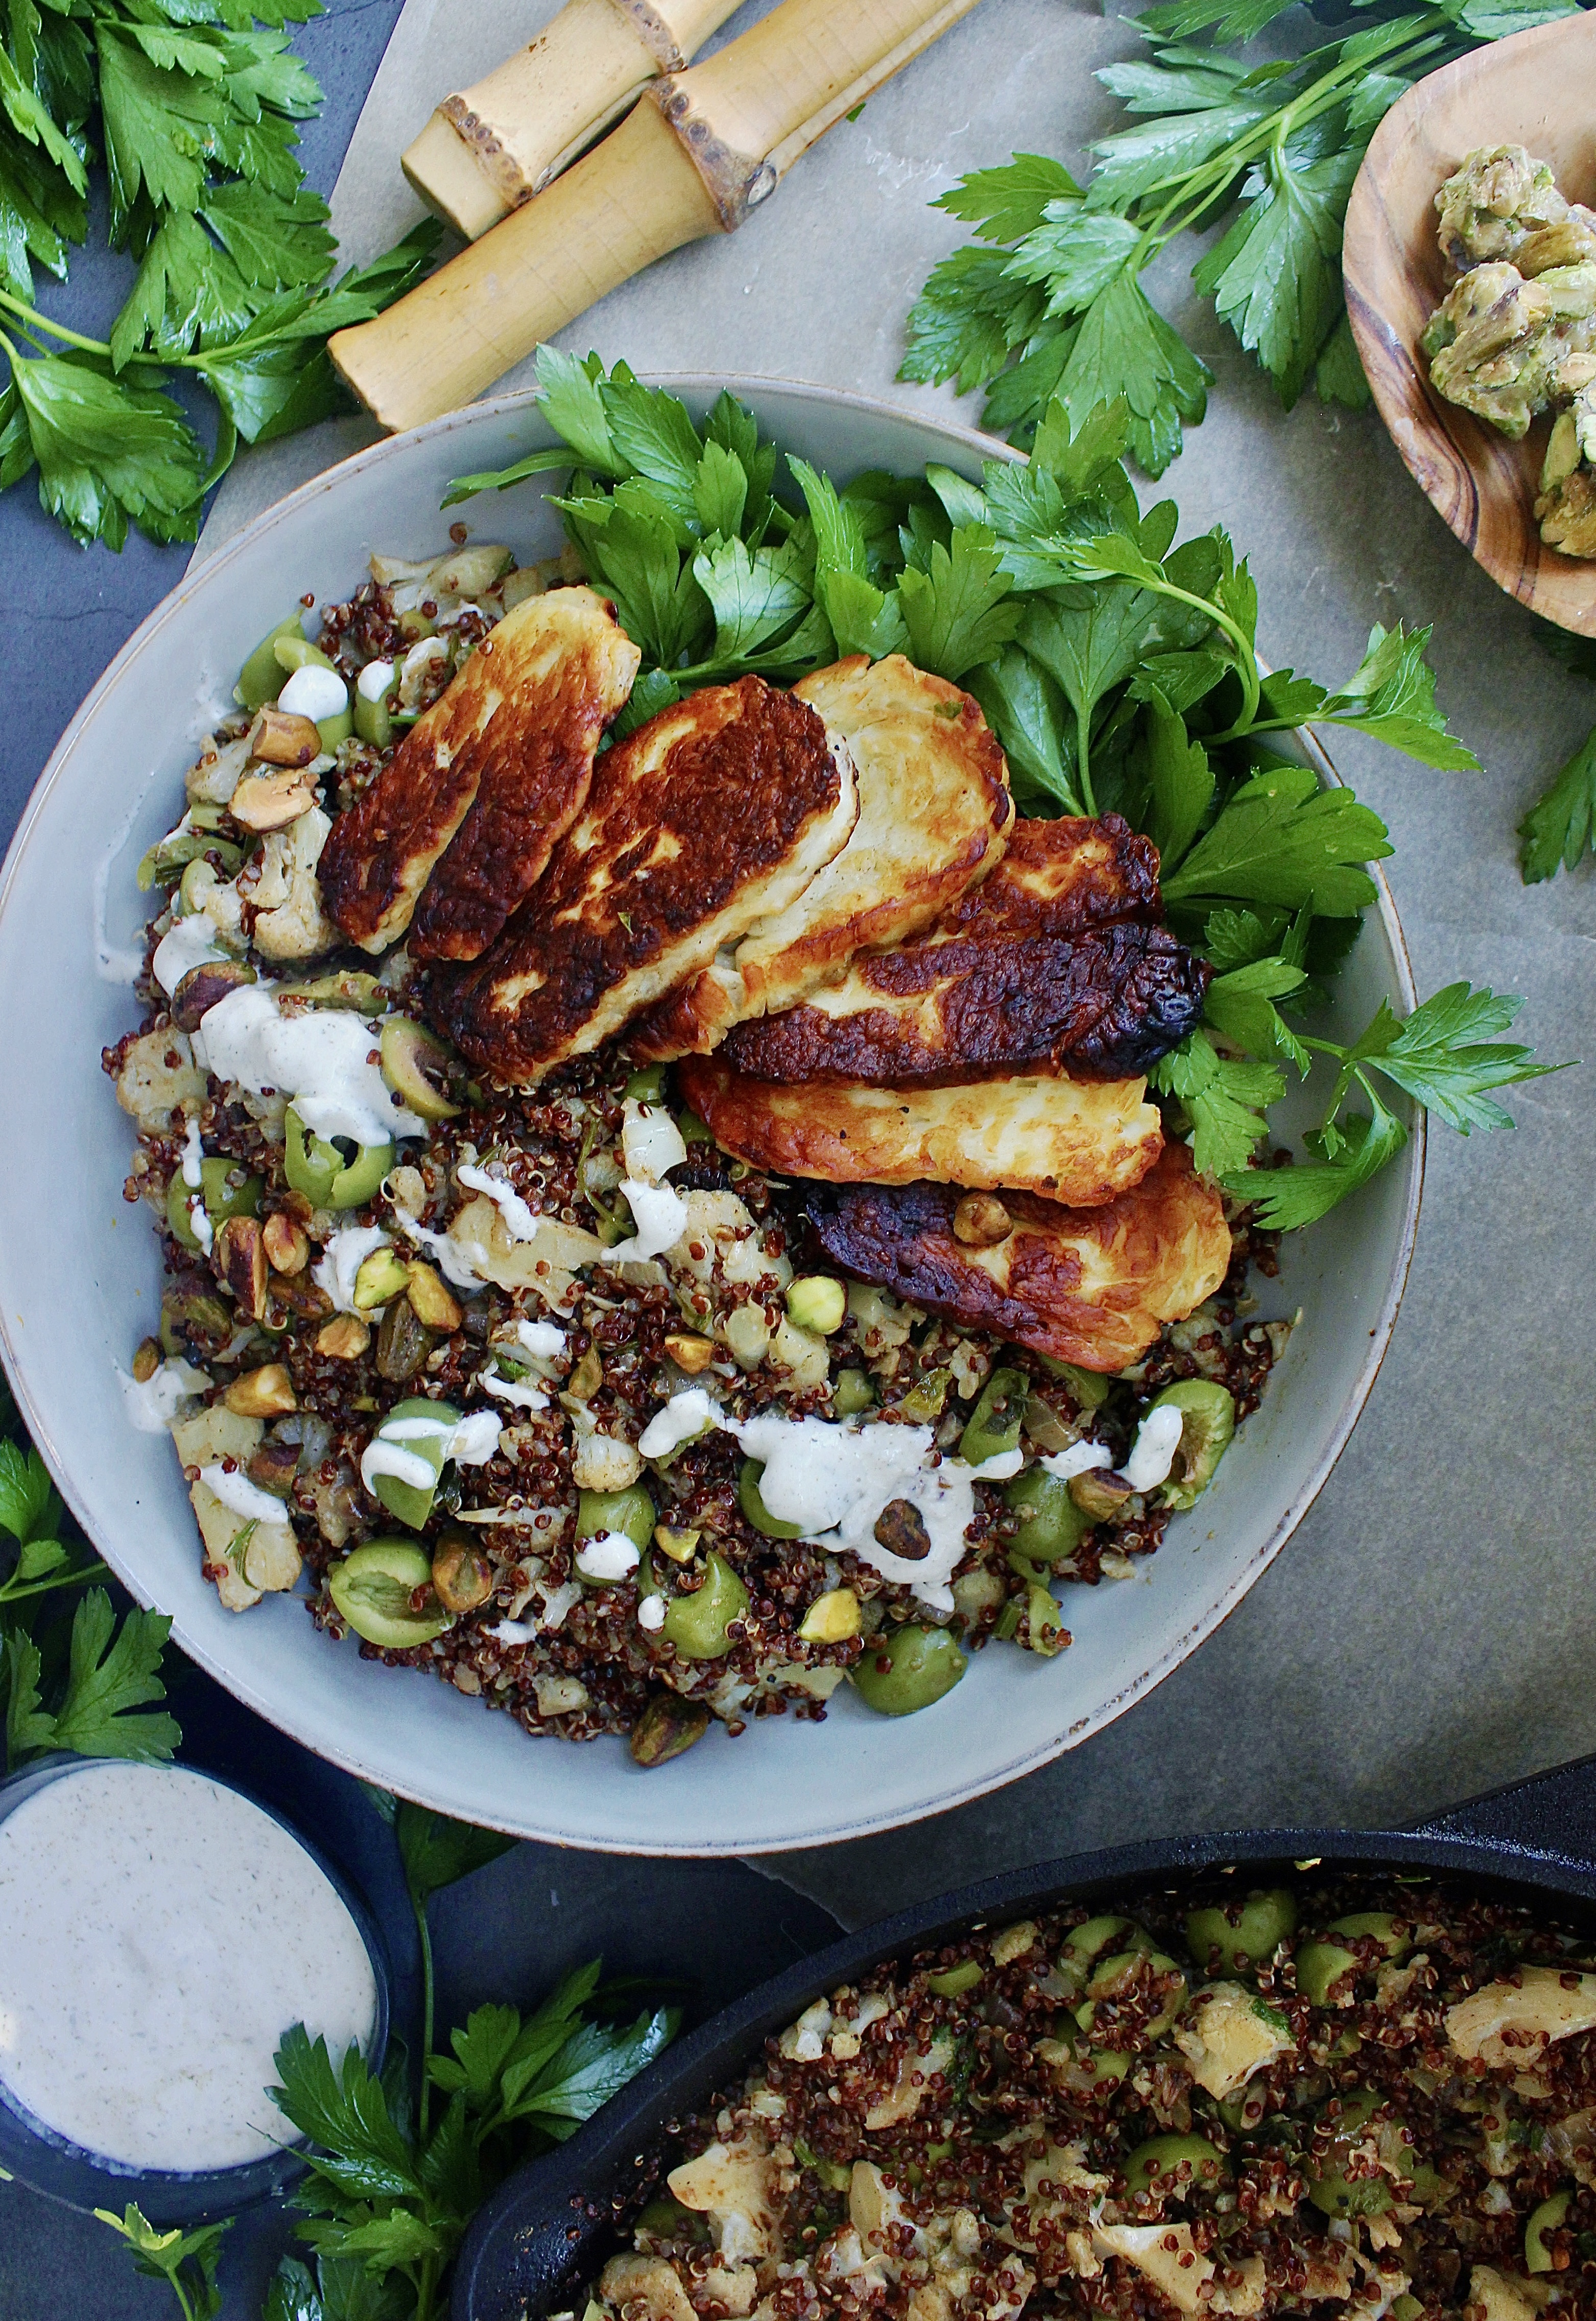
xmin=199 ymin=1464 xmax=291 ymax=1525
xmin=194 ymin=987 xmax=423 ymax=1146
xmin=120 ymin=1357 xmax=210 ymax=1434
xmin=456 ymin=1163 xmax=541 ymax=1243
xmin=0 ymin=1762 xmax=377 ymax=2172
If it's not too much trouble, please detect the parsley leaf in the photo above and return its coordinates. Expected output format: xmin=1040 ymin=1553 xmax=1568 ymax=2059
xmin=1314 ymin=623 xmax=1482 ymax=769
xmin=1193 ymin=139 xmax=1359 ymax=405
xmin=1161 ymin=763 xmax=1392 ymax=914
xmin=1227 ymin=1092 xmax=1409 ymax=1229
xmin=900 ymin=242 xmax=1042 ymax=396
xmin=1353 ymin=980 xmax=1561 ymax=1131
xmin=1519 ymin=719 xmax=1596 ymax=882
xmin=395 ymin=1800 xmax=517 ymax=1906
xmin=896 ymin=524 xmax=1021 ymax=679
xmin=94 ymin=2205 xmax=229 ymax=2321
xmin=1135 ymin=695 xmax=1213 ymax=873
xmin=1151 ymin=1029 xmax=1284 ymax=1177
xmin=692 ymin=534 xmax=813 ymax=662
xmin=1205 ymin=954 xmax=1312 ymax=1070
xmin=41 ymin=1590 xmax=179 ymax=1763
xmin=3 ymin=344 xmax=206 ymax=545
xmin=932 ymin=152 xmax=1083 ymax=242
xmin=1055 ymin=268 xmax=1210 ymax=477
xmin=0 ymin=1438 xmax=55 ymax=1542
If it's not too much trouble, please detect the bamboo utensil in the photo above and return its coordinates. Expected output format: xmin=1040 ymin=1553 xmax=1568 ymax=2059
xmin=1343 ymin=10 xmax=1596 ymax=639
xmin=331 ymin=0 xmax=985 ymax=434
xmin=402 ymin=0 xmax=747 ymax=242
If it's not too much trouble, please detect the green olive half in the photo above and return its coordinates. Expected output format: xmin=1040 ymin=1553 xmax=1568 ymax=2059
xmin=380 ymin=1018 xmax=460 ymax=1121
xmin=851 ymin=1624 xmax=966 ymax=1716
xmin=327 ymin=1539 xmax=448 ymax=1647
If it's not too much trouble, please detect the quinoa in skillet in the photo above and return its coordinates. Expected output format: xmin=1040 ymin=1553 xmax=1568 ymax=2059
xmin=587 ymin=1877 xmax=1596 ymax=2321
xmin=107 ymin=542 xmax=1288 ymax=1762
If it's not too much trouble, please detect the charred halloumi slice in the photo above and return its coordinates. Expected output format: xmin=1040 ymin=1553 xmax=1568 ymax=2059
xmin=318 ymin=586 xmax=639 ymax=960
xmin=722 ymin=810 xmax=1206 ymax=1084
xmin=631 ymin=655 xmax=1013 ymax=1057
xmin=676 ymin=1055 xmax=1163 ymax=1206
xmin=939 ymin=810 xmax=1161 ymax=938
xmin=805 ymin=1145 xmax=1230 ymax=1372
xmin=431 ymin=677 xmax=858 ymax=1085
xmin=722 ymin=921 xmax=1209 ymax=1085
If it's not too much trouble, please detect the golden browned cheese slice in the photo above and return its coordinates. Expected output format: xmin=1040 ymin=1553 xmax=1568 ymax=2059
xmin=317 ymin=586 xmax=639 ymax=959
xmin=630 ymin=654 xmax=1013 ymax=1058
xmin=805 ymin=1145 xmax=1230 ymax=1371
xmin=430 ymin=677 xmax=859 ymax=1084
xmin=720 ymin=808 xmax=1205 ymax=1085
xmin=937 ymin=811 xmax=1160 ymax=939
xmin=676 ymin=1055 xmax=1163 ymax=1206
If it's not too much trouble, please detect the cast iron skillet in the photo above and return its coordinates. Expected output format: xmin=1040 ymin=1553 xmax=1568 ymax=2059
xmin=451 ymin=1753 xmax=1596 ymax=2321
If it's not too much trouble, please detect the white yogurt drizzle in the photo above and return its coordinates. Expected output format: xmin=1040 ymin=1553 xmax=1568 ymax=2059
xmin=636 ymin=1392 xmax=1020 ymax=1612
xmin=119 ymin=1357 xmax=210 ymax=1433
xmin=391 ymin=1205 xmax=488 ymax=1291
xmin=277 ymin=664 xmax=349 ymax=724
xmin=358 ymin=1408 xmax=502 ymax=1499
xmin=637 ymin=1385 xmax=719 ymax=1460
xmin=1122 ymin=1402 xmax=1185 ymax=1492
xmin=314 ymin=1223 xmax=391 ymax=1314
xmin=152 ymin=912 xmax=228 ymax=998
xmin=456 ymin=1162 xmax=541 ymax=1243
xmin=516 ymin=1319 xmax=566 ymax=1358
xmin=574 ymin=1532 xmax=639 ymax=1583
xmin=1040 ymin=1441 xmax=1113 ymax=1483
xmin=600 ymin=1100 xmax=690 ymax=1264
xmin=356 ymin=658 xmax=394 ymax=703
xmin=199 ymin=1463 xmax=291 ymax=1525
xmin=194 ymin=986 xmax=423 ymax=1146
xmin=479 ymin=1363 xmax=549 ymax=1412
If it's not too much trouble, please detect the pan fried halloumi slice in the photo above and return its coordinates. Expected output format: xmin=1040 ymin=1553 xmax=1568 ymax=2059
xmin=676 ymin=1055 xmax=1163 ymax=1207
xmin=318 ymin=586 xmax=639 ymax=960
xmin=631 ymin=655 xmax=1013 ymax=1058
xmin=805 ymin=1145 xmax=1230 ymax=1372
xmin=431 ymin=677 xmax=858 ymax=1085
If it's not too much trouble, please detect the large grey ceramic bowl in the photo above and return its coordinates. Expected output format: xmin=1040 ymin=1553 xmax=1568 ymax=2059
xmin=0 ymin=378 xmax=1422 ymax=1855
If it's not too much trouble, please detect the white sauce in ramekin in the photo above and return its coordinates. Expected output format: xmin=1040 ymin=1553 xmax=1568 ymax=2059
xmin=0 ymin=1761 xmax=379 ymax=2172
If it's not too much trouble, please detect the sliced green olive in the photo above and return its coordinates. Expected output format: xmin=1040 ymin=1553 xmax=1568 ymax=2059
xmin=1306 ymin=2090 xmax=1394 ymax=2218
xmin=236 ymin=613 xmax=307 ymax=709
xmin=1078 ymin=1951 xmax=1186 ymax=2036
xmin=851 ymin=1624 xmax=966 ymax=1716
xmin=958 ymin=1363 xmax=1029 ymax=1466
xmin=1296 ymin=1940 xmax=1362 ymax=2006
xmin=284 ymin=1106 xmax=394 ymax=1211
xmin=623 ymin=1064 xmax=669 ymax=1103
xmin=1066 ymin=1916 xmax=1151 ymax=1966
xmin=786 ymin=1276 xmax=846 ymax=1335
xmin=927 ymin=1960 xmax=983 ymax=1998
xmin=896 ymin=1366 xmax=952 ymax=1421
xmin=166 ymin=1157 xmax=263 ymax=1251
xmin=1327 ymin=1911 xmax=1408 ymax=1957
xmin=327 ymin=1538 xmax=447 ymax=1648
xmin=1034 ymin=1353 xmax=1111 ymax=1409
xmin=353 ymin=665 xmax=399 ymax=749
xmin=1148 ymin=1378 xmax=1235 ymax=1511
xmin=1004 ymin=1466 xmax=1093 ymax=1565
xmin=1527 ymin=2190 xmax=1572 ymax=2272
xmin=576 ymin=1483 xmax=655 ymax=1558
xmin=366 ymin=1396 xmax=459 ymax=1530
xmin=831 ymin=1369 xmax=876 ymax=1417
xmin=1185 ymin=1889 xmax=1297 ymax=1970
xmin=1021 ymin=1581 xmax=1067 ymax=1656
xmin=1124 ymin=2133 xmax=1227 ymax=2202
xmin=739 ymin=1457 xmax=803 ymax=1539
xmin=277 ymin=970 xmax=382 ymax=1012
xmin=379 ymin=1018 xmax=460 ymax=1122
xmin=661 ymin=1552 xmax=749 ymax=1660
xmin=273 ymin=633 xmax=337 ymax=676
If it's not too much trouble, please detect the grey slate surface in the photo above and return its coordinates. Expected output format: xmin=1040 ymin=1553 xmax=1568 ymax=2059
xmin=6 ymin=0 xmax=1596 ymax=2311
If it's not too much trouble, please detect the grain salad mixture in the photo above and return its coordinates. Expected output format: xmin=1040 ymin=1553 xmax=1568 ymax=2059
xmin=106 ymin=523 xmax=1289 ymax=1763
xmin=585 ymin=1877 xmax=1596 ymax=2321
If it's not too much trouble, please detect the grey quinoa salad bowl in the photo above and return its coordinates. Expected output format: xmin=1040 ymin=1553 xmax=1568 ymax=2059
xmin=0 ymin=379 xmax=1422 ymax=1855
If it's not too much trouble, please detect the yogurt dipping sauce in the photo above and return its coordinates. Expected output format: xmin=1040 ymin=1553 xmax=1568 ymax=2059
xmin=0 ymin=1761 xmax=379 ymax=2173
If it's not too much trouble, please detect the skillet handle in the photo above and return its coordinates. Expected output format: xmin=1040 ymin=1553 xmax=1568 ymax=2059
xmin=451 ymin=2153 xmax=613 ymax=2321
xmin=1409 ymin=1751 xmax=1596 ymax=1874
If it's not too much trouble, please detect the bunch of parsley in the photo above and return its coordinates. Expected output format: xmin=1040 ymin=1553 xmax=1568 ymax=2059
xmin=452 ymin=349 xmax=1558 ymax=1227
xmin=0 ymin=1386 xmax=179 ymax=1767
xmin=0 ymin=0 xmax=437 ymax=550
xmin=898 ymin=0 xmax=1585 ymax=475
xmin=101 ymin=1794 xmax=676 ymax=2321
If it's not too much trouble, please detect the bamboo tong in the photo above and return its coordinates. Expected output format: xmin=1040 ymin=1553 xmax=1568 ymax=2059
xmin=331 ymin=0 xmax=985 ymax=434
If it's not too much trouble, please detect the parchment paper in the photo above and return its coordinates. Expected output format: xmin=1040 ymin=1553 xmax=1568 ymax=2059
xmin=201 ymin=0 xmax=1596 ymax=1931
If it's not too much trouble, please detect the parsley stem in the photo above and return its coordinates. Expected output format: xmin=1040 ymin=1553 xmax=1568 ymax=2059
xmin=1076 ymin=707 xmax=1097 ymax=817
xmin=0 ymin=1564 xmax=106 ymax=1605
xmin=0 ymin=288 xmax=112 ymax=361
xmin=415 ymin=1886 xmax=436 ymax=2145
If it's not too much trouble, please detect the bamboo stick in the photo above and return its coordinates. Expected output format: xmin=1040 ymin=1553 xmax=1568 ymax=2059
xmin=402 ymin=0 xmax=747 ymax=241
xmin=331 ymin=0 xmax=986 ymax=433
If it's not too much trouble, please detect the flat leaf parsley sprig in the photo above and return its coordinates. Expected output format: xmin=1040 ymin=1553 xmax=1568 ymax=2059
xmin=0 ymin=0 xmax=439 ymax=549
xmin=451 ymin=349 xmax=1560 ymax=1228
xmin=899 ymin=0 xmax=1582 ymax=474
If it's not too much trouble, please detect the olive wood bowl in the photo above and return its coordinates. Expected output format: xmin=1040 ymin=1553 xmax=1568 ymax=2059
xmin=1343 ymin=8 xmax=1596 ymax=637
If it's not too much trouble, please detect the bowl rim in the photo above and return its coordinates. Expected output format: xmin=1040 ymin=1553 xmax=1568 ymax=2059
xmin=0 ymin=373 xmax=1426 ymax=1851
